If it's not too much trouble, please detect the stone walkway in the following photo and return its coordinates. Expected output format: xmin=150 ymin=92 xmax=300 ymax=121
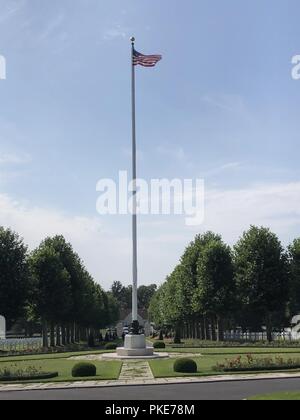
xmin=69 ymin=352 xmax=202 ymax=361
xmin=119 ymin=361 xmax=154 ymax=381
xmin=1 ymin=372 xmax=300 ymax=392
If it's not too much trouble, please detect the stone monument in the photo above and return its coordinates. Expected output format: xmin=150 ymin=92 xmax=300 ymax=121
xmin=0 ymin=315 xmax=6 ymax=340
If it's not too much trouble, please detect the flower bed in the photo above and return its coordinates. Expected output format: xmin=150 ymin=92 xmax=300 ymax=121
xmin=214 ymin=355 xmax=300 ymax=372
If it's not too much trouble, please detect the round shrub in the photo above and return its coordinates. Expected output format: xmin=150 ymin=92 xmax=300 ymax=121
xmin=72 ymin=362 xmax=97 ymax=378
xmin=105 ymin=343 xmax=118 ymax=350
xmin=153 ymin=341 xmax=166 ymax=349
xmin=174 ymin=358 xmax=197 ymax=373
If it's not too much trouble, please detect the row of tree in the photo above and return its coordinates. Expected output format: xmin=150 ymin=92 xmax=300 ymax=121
xmin=0 ymin=227 xmax=119 ymax=347
xmin=110 ymin=281 xmax=157 ymax=313
xmin=149 ymin=226 xmax=300 ymax=342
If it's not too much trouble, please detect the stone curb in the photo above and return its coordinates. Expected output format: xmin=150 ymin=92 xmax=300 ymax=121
xmin=1 ymin=372 xmax=300 ymax=393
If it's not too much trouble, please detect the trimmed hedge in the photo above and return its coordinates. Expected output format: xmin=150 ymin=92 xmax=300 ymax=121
xmin=105 ymin=343 xmax=118 ymax=350
xmin=0 ymin=372 xmax=58 ymax=382
xmin=72 ymin=362 xmax=97 ymax=378
xmin=153 ymin=341 xmax=166 ymax=349
xmin=174 ymin=358 xmax=197 ymax=373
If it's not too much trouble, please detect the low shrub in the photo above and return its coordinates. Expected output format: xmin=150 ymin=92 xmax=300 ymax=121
xmin=153 ymin=341 xmax=166 ymax=349
xmin=105 ymin=343 xmax=118 ymax=350
xmin=174 ymin=358 xmax=197 ymax=373
xmin=0 ymin=365 xmax=58 ymax=382
xmin=72 ymin=362 xmax=97 ymax=378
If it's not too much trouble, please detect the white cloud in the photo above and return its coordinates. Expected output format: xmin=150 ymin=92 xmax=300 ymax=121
xmin=0 ymin=0 xmax=26 ymax=24
xmin=203 ymin=161 xmax=242 ymax=178
xmin=201 ymin=93 xmax=248 ymax=115
xmin=103 ymin=24 xmax=128 ymax=41
xmin=38 ymin=13 xmax=65 ymax=42
xmin=203 ymin=181 xmax=300 ymax=245
xmin=0 ymin=181 xmax=300 ymax=290
xmin=156 ymin=145 xmax=194 ymax=169
xmin=0 ymin=193 xmax=131 ymax=289
xmin=0 ymin=152 xmax=31 ymax=165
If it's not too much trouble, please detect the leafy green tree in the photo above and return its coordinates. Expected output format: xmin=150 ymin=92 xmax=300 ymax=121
xmin=105 ymin=291 xmax=120 ymax=326
xmin=149 ymin=232 xmax=225 ymax=341
xmin=193 ymin=240 xmax=235 ymax=341
xmin=288 ymin=238 xmax=300 ymax=315
xmin=0 ymin=227 xmax=30 ymax=328
xmin=41 ymin=236 xmax=90 ymax=343
xmin=111 ymin=281 xmax=132 ymax=311
xmin=30 ymin=245 xmax=72 ymax=347
xmin=234 ymin=226 xmax=289 ymax=342
xmin=178 ymin=232 xmax=223 ymax=339
xmin=138 ymin=284 xmax=157 ymax=311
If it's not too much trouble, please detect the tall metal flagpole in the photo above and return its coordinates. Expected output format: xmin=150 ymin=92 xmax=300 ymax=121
xmin=130 ymin=37 xmax=139 ymax=333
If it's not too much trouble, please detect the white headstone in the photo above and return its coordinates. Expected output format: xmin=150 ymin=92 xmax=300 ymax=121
xmin=0 ymin=315 xmax=6 ymax=339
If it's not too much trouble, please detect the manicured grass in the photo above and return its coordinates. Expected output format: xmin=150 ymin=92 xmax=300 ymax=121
xmin=150 ymin=356 xmax=217 ymax=378
xmin=150 ymin=351 xmax=300 ymax=378
xmin=0 ymin=358 xmax=122 ymax=383
xmin=2 ymin=345 xmax=300 ymax=383
xmin=249 ymin=391 xmax=300 ymax=400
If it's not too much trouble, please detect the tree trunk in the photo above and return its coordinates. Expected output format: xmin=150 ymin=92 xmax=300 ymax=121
xmin=204 ymin=316 xmax=210 ymax=340
xmin=42 ymin=319 xmax=48 ymax=348
xmin=66 ymin=325 xmax=71 ymax=344
xmin=192 ymin=320 xmax=196 ymax=339
xmin=266 ymin=314 xmax=273 ymax=343
xmin=71 ymin=323 xmax=75 ymax=344
xmin=75 ymin=324 xmax=80 ymax=343
xmin=61 ymin=325 xmax=66 ymax=346
xmin=80 ymin=327 xmax=87 ymax=342
xmin=200 ymin=317 xmax=205 ymax=340
xmin=217 ymin=317 xmax=224 ymax=342
xmin=56 ymin=325 xmax=61 ymax=346
xmin=211 ymin=318 xmax=217 ymax=341
xmin=50 ymin=322 xmax=55 ymax=347
xmin=196 ymin=321 xmax=200 ymax=339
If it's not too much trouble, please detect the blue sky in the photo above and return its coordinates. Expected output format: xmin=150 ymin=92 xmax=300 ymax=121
xmin=0 ymin=0 xmax=300 ymax=289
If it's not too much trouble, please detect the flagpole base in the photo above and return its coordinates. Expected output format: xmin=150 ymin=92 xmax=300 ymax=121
xmin=116 ymin=334 xmax=154 ymax=357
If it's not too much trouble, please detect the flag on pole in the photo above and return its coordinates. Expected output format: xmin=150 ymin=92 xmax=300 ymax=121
xmin=133 ymin=49 xmax=162 ymax=67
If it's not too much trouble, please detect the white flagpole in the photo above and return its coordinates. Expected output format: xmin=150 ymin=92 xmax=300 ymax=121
xmin=130 ymin=37 xmax=138 ymax=332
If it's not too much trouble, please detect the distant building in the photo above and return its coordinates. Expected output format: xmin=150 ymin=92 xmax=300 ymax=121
xmin=116 ymin=310 xmax=151 ymax=337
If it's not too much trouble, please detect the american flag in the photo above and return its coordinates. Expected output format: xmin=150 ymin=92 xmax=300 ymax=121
xmin=133 ymin=49 xmax=162 ymax=68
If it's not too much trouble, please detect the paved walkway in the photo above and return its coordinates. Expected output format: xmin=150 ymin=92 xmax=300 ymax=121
xmin=0 ymin=372 xmax=300 ymax=393
xmin=119 ymin=361 xmax=154 ymax=381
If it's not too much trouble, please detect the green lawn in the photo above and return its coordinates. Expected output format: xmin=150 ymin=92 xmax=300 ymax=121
xmin=249 ymin=391 xmax=300 ymax=400
xmin=0 ymin=349 xmax=115 ymax=363
xmin=2 ymin=345 xmax=300 ymax=383
xmin=150 ymin=349 xmax=300 ymax=378
xmin=0 ymin=358 xmax=122 ymax=383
